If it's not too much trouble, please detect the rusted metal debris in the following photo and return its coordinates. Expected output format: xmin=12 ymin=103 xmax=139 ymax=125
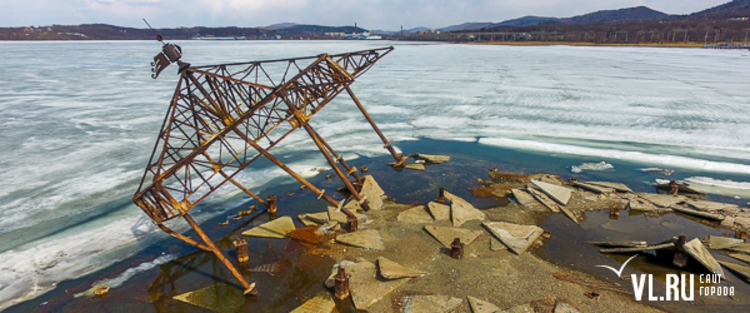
xmin=133 ymin=44 xmax=403 ymax=295
xmin=233 ymin=238 xmax=249 ymax=263
xmin=334 ymin=267 xmax=351 ymax=299
xmin=94 ymin=285 xmax=110 ymax=298
xmin=585 ymin=291 xmax=601 ymax=300
xmin=450 ymin=237 xmax=465 ymax=259
xmin=266 ymin=195 xmax=278 ymax=214
xmin=436 ymin=187 xmax=446 ymax=204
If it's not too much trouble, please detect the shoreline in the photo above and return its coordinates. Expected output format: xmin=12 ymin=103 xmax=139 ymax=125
xmin=472 ymin=41 xmax=722 ymax=48
xmin=6 ymin=139 xmax=750 ymax=312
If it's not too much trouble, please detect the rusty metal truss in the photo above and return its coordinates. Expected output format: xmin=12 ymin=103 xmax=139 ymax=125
xmin=133 ymin=46 xmax=404 ymax=295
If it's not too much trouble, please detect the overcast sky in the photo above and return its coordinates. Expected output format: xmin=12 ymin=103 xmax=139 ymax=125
xmin=0 ymin=0 xmax=731 ymax=30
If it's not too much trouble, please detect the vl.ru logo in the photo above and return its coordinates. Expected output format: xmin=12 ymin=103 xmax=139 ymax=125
xmin=595 ymin=254 xmax=731 ymax=301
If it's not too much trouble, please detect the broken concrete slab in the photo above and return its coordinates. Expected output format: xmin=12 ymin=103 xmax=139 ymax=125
xmin=427 ymin=201 xmax=451 ymax=221
xmin=531 ymin=180 xmax=572 ymax=205
xmin=404 ymin=163 xmax=425 ymax=171
xmin=572 ymin=181 xmax=614 ymax=194
xmin=241 ymin=216 xmax=296 ymax=238
xmin=290 ymin=294 xmax=335 ymax=313
xmin=670 ymin=204 xmax=725 ymax=221
xmin=554 ymin=302 xmax=581 ymax=313
xmin=683 ymin=238 xmax=724 ymax=276
xmin=444 ymin=190 xmax=485 ymax=226
xmin=685 ymin=200 xmax=740 ymax=215
xmin=467 ymin=296 xmax=501 ymax=313
xmin=708 ymin=236 xmax=744 ymax=250
xmin=413 ymin=154 xmax=450 ymax=164
xmin=360 ymin=175 xmax=385 ymax=210
xmin=346 ymin=260 xmax=410 ymax=311
xmin=637 ymin=193 xmax=686 ymax=208
xmin=526 ymin=187 xmax=560 ymax=213
xmin=586 ymin=181 xmax=633 ymax=193
xmin=403 ymin=295 xmax=462 ymax=313
xmin=728 ymin=243 xmax=750 ymax=254
xmin=424 ymin=225 xmax=484 ymax=249
xmin=336 ymin=229 xmax=385 ymax=250
xmin=719 ymin=261 xmax=750 ymax=282
xmin=511 ymin=189 xmax=533 ymax=207
xmin=298 ymin=212 xmax=329 ymax=227
xmin=491 ymin=237 xmax=508 ymax=251
xmin=377 ymin=257 xmax=426 ymax=279
xmin=483 ymin=221 xmax=544 ymax=255
xmin=397 ymin=205 xmax=435 ymax=224
xmin=729 ymin=253 xmax=750 ymax=264
xmin=328 ymin=205 xmax=366 ymax=224
xmin=173 ymin=283 xmax=244 ymax=313
xmin=627 ymin=198 xmax=660 ymax=212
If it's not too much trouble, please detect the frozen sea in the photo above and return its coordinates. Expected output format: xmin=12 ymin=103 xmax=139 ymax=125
xmin=1 ymin=40 xmax=750 ymax=309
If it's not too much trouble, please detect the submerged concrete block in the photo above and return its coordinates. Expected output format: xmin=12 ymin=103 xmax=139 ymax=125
xmin=684 ymin=238 xmax=723 ymax=277
xmin=290 ymin=294 xmax=335 ymax=313
xmin=347 ymin=260 xmax=409 ymax=310
xmin=173 ymin=283 xmax=244 ymax=312
xmin=444 ymin=190 xmax=485 ymax=226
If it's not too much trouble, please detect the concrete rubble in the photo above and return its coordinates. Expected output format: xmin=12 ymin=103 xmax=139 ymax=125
xmin=444 ymin=190 xmax=485 ymax=226
xmin=289 ymin=294 xmax=335 ymax=313
xmin=397 ymin=205 xmax=435 ymax=224
xmin=510 ymin=189 xmax=533 ymax=206
xmin=707 ymin=235 xmax=744 ymax=250
xmin=336 ymin=229 xmax=385 ymax=250
xmin=241 ymin=216 xmax=296 ymax=238
xmin=467 ymin=295 xmax=502 ymax=313
xmin=298 ymin=212 xmax=329 ymax=227
xmin=346 ymin=259 xmax=410 ymax=310
xmin=427 ymin=201 xmax=451 ymax=221
xmin=377 ymin=257 xmax=427 ymax=279
xmin=531 ymin=180 xmax=572 ymax=205
xmin=719 ymin=261 xmax=750 ymax=282
xmin=413 ymin=154 xmax=451 ymax=164
xmin=424 ymin=225 xmax=484 ymax=248
xmin=173 ymin=283 xmax=244 ymax=312
xmin=483 ymin=221 xmax=544 ymax=255
xmin=684 ymin=238 xmax=724 ymax=276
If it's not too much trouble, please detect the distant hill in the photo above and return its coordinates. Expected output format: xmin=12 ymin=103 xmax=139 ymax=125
xmin=487 ymin=6 xmax=670 ymax=29
xmin=270 ymin=24 xmax=365 ymax=36
xmin=438 ymin=22 xmax=494 ymax=32
xmin=690 ymin=0 xmax=750 ymax=19
xmin=261 ymin=22 xmax=298 ymax=30
xmin=562 ymin=6 xmax=670 ymax=24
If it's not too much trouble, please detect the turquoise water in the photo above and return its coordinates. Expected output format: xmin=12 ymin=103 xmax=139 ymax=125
xmin=1 ymin=40 xmax=750 ymax=310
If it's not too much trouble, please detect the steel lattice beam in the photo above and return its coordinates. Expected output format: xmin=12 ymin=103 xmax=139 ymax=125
xmin=133 ymin=46 xmax=402 ymax=295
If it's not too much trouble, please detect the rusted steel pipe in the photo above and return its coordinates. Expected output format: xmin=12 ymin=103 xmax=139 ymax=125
xmin=334 ymin=267 xmax=351 ymax=299
xmin=245 ymin=139 xmax=339 ymax=207
xmin=305 ymin=126 xmax=362 ymax=185
xmin=156 ymin=223 xmax=211 ymax=251
xmin=183 ymin=214 xmax=257 ymax=295
xmin=345 ymin=86 xmax=404 ymax=165
xmin=299 ymin=122 xmax=371 ymax=213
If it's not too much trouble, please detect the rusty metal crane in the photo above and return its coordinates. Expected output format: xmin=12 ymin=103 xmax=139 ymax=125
xmin=133 ymin=44 xmax=404 ymax=295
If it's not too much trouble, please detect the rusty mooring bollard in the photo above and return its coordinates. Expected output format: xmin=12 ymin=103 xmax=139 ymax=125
xmin=347 ymin=216 xmax=359 ymax=232
xmin=609 ymin=207 xmax=619 ymax=219
xmin=450 ymin=237 xmax=464 ymax=259
xmin=436 ymin=187 xmax=446 ymax=204
xmin=334 ymin=267 xmax=351 ymax=299
xmin=673 ymin=235 xmax=688 ymax=268
xmin=266 ymin=195 xmax=277 ymax=214
xmin=233 ymin=238 xmax=249 ymax=263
